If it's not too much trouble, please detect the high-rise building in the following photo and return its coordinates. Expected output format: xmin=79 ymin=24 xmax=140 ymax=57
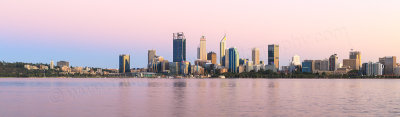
xmin=252 ymin=48 xmax=260 ymax=65
xmin=148 ymin=50 xmax=156 ymax=65
xmin=220 ymin=34 xmax=227 ymax=66
xmin=119 ymin=54 xmax=130 ymax=73
xmin=199 ymin=36 xmax=207 ymax=60
xmin=291 ymin=54 xmax=301 ymax=66
xmin=302 ymin=60 xmax=315 ymax=73
xmin=57 ymin=61 xmax=69 ymax=68
xmin=207 ymin=52 xmax=217 ymax=64
xmin=228 ymin=47 xmax=239 ymax=73
xmin=268 ymin=44 xmax=279 ymax=69
xmin=50 ymin=60 xmax=54 ymax=69
xmin=349 ymin=50 xmax=361 ymax=69
xmin=173 ymin=32 xmax=186 ymax=62
xmin=329 ymin=54 xmax=338 ymax=71
xmin=379 ymin=56 xmax=397 ymax=75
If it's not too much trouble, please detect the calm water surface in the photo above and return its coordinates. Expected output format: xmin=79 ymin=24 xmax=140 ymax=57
xmin=1 ymin=78 xmax=400 ymax=117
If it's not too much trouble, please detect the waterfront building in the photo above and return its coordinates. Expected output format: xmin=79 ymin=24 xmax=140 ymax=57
xmin=57 ymin=61 xmax=69 ymax=68
xmin=207 ymin=52 xmax=217 ymax=64
xmin=349 ymin=50 xmax=361 ymax=70
xmin=320 ymin=59 xmax=330 ymax=71
xmin=329 ymin=54 xmax=338 ymax=71
xmin=245 ymin=61 xmax=254 ymax=72
xmin=180 ymin=61 xmax=190 ymax=75
xmin=252 ymin=48 xmax=260 ymax=65
xmin=379 ymin=56 xmax=397 ymax=75
xmin=169 ymin=62 xmax=180 ymax=75
xmin=239 ymin=58 xmax=248 ymax=66
xmin=362 ymin=62 xmax=384 ymax=76
xmin=343 ymin=59 xmax=359 ymax=70
xmin=173 ymin=32 xmax=186 ymax=62
xmin=228 ymin=47 xmax=239 ymax=73
xmin=119 ymin=54 xmax=130 ymax=73
xmin=220 ymin=34 xmax=227 ymax=66
xmin=302 ymin=60 xmax=315 ymax=73
xmin=265 ymin=64 xmax=278 ymax=72
xmin=268 ymin=44 xmax=279 ymax=70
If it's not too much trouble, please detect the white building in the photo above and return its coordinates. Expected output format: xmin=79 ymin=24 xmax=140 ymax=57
xmin=364 ymin=62 xmax=384 ymax=76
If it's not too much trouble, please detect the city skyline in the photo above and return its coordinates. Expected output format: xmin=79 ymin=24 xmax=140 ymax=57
xmin=1 ymin=0 xmax=400 ymax=68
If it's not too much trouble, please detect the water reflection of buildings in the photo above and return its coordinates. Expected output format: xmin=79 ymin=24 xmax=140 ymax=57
xmin=171 ymin=80 xmax=187 ymax=117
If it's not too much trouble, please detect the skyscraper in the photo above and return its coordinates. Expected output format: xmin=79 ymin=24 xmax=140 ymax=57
xmin=148 ymin=50 xmax=156 ymax=65
xmin=199 ymin=36 xmax=207 ymax=60
xmin=173 ymin=32 xmax=186 ymax=62
xmin=220 ymin=34 xmax=227 ymax=66
xmin=119 ymin=54 xmax=130 ymax=73
xmin=329 ymin=54 xmax=338 ymax=71
xmin=228 ymin=47 xmax=239 ymax=73
xmin=268 ymin=44 xmax=279 ymax=69
xmin=349 ymin=50 xmax=361 ymax=70
xmin=252 ymin=48 xmax=260 ymax=65
xmin=207 ymin=52 xmax=217 ymax=64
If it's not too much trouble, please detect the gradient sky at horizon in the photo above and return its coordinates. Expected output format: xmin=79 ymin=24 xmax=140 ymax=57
xmin=1 ymin=0 xmax=400 ymax=68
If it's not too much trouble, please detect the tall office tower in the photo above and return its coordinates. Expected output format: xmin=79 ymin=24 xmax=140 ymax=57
xmin=148 ymin=50 xmax=156 ymax=65
xmin=228 ymin=47 xmax=239 ymax=73
xmin=207 ymin=52 xmax=217 ymax=64
xmin=268 ymin=44 xmax=279 ymax=69
xmin=252 ymin=48 xmax=260 ymax=65
xmin=329 ymin=54 xmax=338 ymax=71
xmin=291 ymin=54 xmax=301 ymax=66
xmin=50 ymin=60 xmax=54 ymax=69
xmin=173 ymin=32 xmax=186 ymax=62
xmin=57 ymin=61 xmax=69 ymax=67
xmin=199 ymin=36 xmax=207 ymax=60
xmin=220 ymin=34 xmax=227 ymax=66
xmin=379 ymin=56 xmax=397 ymax=75
xmin=349 ymin=50 xmax=361 ymax=70
xmin=119 ymin=54 xmax=130 ymax=73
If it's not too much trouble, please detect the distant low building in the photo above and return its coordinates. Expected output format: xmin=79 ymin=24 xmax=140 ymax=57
xmin=57 ymin=61 xmax=69 ymax=68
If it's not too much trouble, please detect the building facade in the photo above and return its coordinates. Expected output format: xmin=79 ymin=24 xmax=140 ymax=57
xmin=119 ymin=54 xmax=130 ymax=73
xmin=329 ymin=54 xmax=338 ymax=71
xmin=173 ymin=32 xmax=186 ymax=62
xmin=379 ymin=56 xmax=397 ymax=75
xmin=302 ymin=60 xmax=315 ymax=73
xmin=199 ymin=36 xmax=207 ymax=60
xmin=268 ymin=44 xmax=279 ymax=70
xmin=228 ymin=47 xmax=239 ymax=73
xmin=220 ymin=34 xmax=227 ymax=66
xmin=57 ymin=61 xmax=69 ymax=68
xmin=207 ymin=52 xmax=217 ymax=64
xmin=252 ymin=48 xmax=260 ymax=65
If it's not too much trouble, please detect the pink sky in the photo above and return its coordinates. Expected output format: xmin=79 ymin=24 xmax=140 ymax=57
xmin=1 ymin=0 xmax=400 ymax=68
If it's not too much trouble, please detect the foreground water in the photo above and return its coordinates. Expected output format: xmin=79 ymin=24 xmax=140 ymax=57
xmin=0 ymin=78 xmax=400 ymax=117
